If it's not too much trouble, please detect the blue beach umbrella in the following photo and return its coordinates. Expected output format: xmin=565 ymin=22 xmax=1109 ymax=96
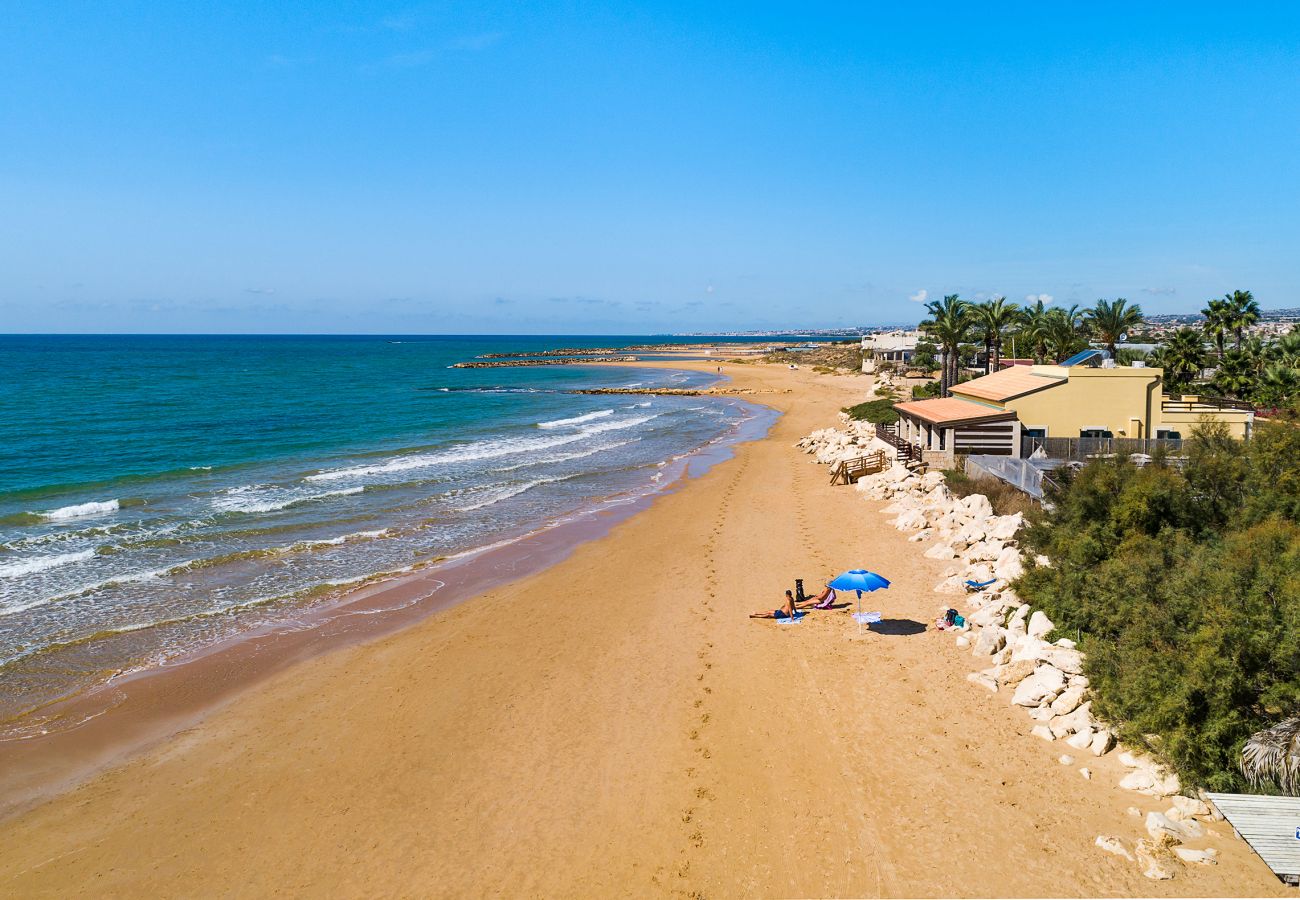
xmin=828 ymin=569 xmax=891 ymax=631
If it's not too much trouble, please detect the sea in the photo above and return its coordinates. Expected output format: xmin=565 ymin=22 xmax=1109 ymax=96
xmin=0 ymin=334 xmax=801 ymax=734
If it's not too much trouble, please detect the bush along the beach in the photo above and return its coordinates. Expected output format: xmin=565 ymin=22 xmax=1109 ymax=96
xmin=1016 ymin=419 xmax=1300 ymax=794
xmin=841 ymin=399 xmax=899 ymax=425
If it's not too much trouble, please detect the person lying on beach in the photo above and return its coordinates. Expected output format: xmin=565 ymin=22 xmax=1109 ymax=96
xmin=804 ymin=584 xmax=838 ymax=610
xmin=750 ymin=590 xmax=798 ymax=620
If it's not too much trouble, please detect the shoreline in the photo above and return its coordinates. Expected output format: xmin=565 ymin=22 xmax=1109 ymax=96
xmin=0 ymin=364 xmax=776 ymax=822
xmin=0 ymin=360 xmax=1284 ymax=897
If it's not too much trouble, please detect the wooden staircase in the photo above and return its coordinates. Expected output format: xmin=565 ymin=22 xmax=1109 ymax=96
xmin=829 ymin=450 xmax=888 ymax=485
xmin=877 ymin=423 xmax=925 ymax=469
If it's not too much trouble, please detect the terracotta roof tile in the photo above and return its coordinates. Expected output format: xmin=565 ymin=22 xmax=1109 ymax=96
xmin=951 ymin=367 xmax=1064 ymax=402
xmin=893 ymin=397 xmax=1018 ymax=426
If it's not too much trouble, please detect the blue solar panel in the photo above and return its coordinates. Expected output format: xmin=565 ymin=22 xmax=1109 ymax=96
xmin=1059 ymin=349 xmax=1103 ymax=367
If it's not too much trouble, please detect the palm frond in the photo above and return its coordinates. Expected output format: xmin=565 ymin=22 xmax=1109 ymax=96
xmin=1242 ymin=717 xmax=1300 ymax=795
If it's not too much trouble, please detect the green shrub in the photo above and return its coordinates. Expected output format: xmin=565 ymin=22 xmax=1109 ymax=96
xmin=912 ymin=380 xmax=941 ymax=400
xmin=1016 ymin=423 xmax=1300 ymax=792
xmin=841 ymin=398 xmax=899 ymax=424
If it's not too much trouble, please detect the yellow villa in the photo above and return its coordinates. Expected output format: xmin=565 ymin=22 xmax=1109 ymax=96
xmin=892 ymin=351 xmax=1253 ymax=463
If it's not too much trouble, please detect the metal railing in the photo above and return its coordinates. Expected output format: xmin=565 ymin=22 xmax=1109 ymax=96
xmin=1021 ymin=436 xmax=1187 ymax=461
xmin=1162 ymin=395 xmax=1254 ymax=413
xmin=878 ymin=423 xmax=922 ymax=465
xmin=965 ymin=455 xmax=1046 ymax=500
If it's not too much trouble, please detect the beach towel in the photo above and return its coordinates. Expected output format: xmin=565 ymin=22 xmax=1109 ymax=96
xmin=777 ymin=611 xmax=805 ymax=624
xmin=851 ymin=611 xmax=882 ymax=625
xmin=812 ymin=588 xmax=837 ymax=609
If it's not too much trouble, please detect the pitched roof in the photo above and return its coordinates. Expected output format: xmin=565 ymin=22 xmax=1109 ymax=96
xmin=951 ymin=367 xmax=1065 ymax=403
xmin=893 ymin=397 xmax=1018 ymax=427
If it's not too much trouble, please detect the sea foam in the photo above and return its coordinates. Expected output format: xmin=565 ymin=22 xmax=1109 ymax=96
xmin=537 ymin=409 xmax=614 ymax=428
xmin=212 ymin=485 xmax=364 ymax=514
xmin=452 ymin=475 xmax=576 ymax=512
xmin=39 ymin=500 xmax=120 ymax=521
xmin=0 ymin=549 xmax=97 ymax=579
xmin=306 ymin=415 xmax=657 ymax=484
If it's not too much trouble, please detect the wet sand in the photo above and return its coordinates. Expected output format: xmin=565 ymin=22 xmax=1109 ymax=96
xmin=0 ymin=361 xmax=1285 ymax=897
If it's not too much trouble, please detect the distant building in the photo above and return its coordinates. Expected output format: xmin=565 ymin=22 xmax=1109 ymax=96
xmin=891 ymin=350 xmax=1253 ymax=464
xmin=861 ymin=331 xmax=921 ymax=372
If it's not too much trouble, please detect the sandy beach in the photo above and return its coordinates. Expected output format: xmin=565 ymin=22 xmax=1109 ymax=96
xmin=0 ymin=361 xmax=1285 ymax=898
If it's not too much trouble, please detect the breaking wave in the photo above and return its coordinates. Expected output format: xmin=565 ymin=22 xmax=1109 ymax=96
xmin=0 ymin=549 xmax=97 ymax=579
xmin=39 ymin=499 xmax=120 ymax=521
xmin=537 ymin=409 xmax=614 ymax=428
xmin=305 ymin=415 xmax=656 ymax=483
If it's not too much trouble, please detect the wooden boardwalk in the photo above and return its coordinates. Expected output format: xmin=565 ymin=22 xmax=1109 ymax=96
xmin=1207 ymin=792 xmax=1300 ymax=885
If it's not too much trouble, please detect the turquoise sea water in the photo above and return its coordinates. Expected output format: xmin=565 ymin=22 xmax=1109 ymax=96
xmin=0 ymin=335 xmax=774 ymax=728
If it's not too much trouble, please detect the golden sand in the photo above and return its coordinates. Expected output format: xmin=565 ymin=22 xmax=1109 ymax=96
xmin=0 ymin=362 xmax=1283 ymax=897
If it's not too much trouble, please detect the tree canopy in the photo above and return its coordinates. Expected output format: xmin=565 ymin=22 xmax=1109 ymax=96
xmin=1016 ymin=418 xmax=1300 ymax=792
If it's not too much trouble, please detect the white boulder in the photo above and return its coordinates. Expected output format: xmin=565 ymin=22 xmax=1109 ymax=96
xmin=1169 ymin=796 xmax=1210 ymax=819
xmin=1090 ymin=730 xmax=1115 ymax=757
xmin=1174 ymin=847 xmax=1217 ymax=866
xmin=1027 ymin=610 xmax=1055 ymax=639
xmin=988 ymin=513 xmax=1023 ymax=541
xmin=1135 ymin=839 xmax=1178 ymax=880
xmin=1094 ymin=835 xmax=1133 ymax=861
xmin=1066 ymin=730 xmax=1096 ymax=750
xmin=962 ymin=493 xmax=994 ymax=519
xmin=994 ymin=659 xmax=1038 ymax=687
xmin=1011 ymin=665 xmax=1067 ymax=707
xmin=924 ymin=542 xmax=957 ymax=561
xmin=972 ymin=627 xmax=1005 ymax=657
xmin=1050 ymin=685 xmax=1085 ymax=716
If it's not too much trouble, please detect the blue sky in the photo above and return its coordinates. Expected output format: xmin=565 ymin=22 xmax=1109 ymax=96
xmin=2 ymin=2 xmax=1298 ymax=333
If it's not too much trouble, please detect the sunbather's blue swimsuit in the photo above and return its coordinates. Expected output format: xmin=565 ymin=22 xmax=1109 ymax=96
xmin=774 ymin=609 xmax=790 ymax=619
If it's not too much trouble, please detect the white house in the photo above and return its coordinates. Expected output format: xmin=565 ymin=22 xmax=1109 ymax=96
xmin=861 ymin=330 xmax=921 ymax=372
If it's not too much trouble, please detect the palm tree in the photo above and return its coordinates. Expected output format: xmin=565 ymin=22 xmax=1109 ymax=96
xmin=1202 ymin=297 xmax=1232 ymax=356
xmin=1241 ymin=336 xmax=1273 ymax=378
xmin=1212 ymin=348 xmax=1256 ymax=399
xmin=1243 ymin=717 xmax=1300 ymax=796
xmin=1259 ymin=364 xmax=1300 ymax=406
xmin=920 ymin=294 xmax=971 ymax=397
xmin=1021 ymin=299 xmax=1053 ymax=364
xmin=1276 ymin=329 xmax=1300 ymax=367
xmin=1045 ymin=308 xmax=1087 ymax=362
xmin=973 ymin=297 xmax=1023 ymax=374
xmin=1157 ymin=327 xmax=1206 ymax=390
xmin=1223 ymin=289 xmax=1260 ymax=350
xmin=1085 ymin=298 xmax=1144 ymax=357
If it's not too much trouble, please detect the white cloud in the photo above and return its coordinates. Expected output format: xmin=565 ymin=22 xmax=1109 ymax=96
xmin=1142 ymin=286 xmax=1177 ymax=296
xmin=1024 ymin=293 xmax=1053 ymax=304
xmin=244 ymin=287 xmax=276 ymax=295
xmin=908 ymin=289 xmax=928 ymax=304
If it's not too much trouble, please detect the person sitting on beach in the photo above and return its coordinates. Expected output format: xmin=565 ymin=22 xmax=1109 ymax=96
xmin=750 ymin=590 xmax=798 ymax=620
xmin=805 ymin=583 xmax=838 ymax=610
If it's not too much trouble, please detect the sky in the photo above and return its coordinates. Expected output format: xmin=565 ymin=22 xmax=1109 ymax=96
xmin=2 ymin=2 xmax=1299 ymax=334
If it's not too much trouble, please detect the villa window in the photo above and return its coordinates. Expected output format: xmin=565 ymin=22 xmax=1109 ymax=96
xmin=1023 ymin=428 xmax=1047 ymax=439
xmin=1156 ymin=428 xmax=1182 ymax=440
xmin=1079 ymin=428 xmax=1113 ymax=439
